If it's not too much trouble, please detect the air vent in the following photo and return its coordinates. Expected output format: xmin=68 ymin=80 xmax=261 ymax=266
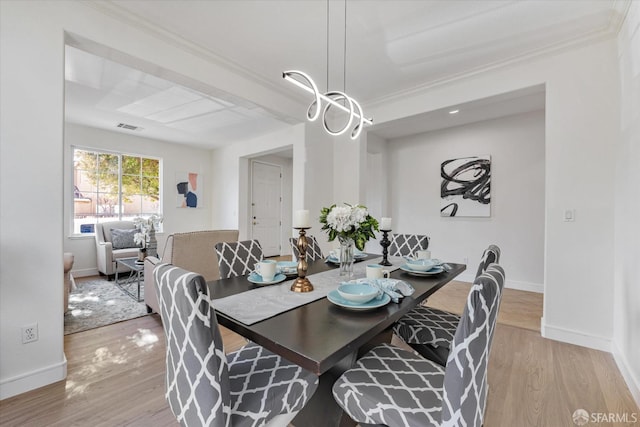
xmin=116 ymin=123 xmax=142 ymax=131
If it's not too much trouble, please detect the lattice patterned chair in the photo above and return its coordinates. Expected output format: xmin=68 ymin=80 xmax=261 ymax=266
xmin=332 ymin=264 xmax=505 ymax=427
xmin=388 ymin=234 xmax=430 ymax=257
xmin=153 ymin=263 xmax=319 ymax=427
xmin=214 ymin=240 xmax=264 ymax=279
xmin=288 ymin=235 xmax=324 ymax=261
xmin=393 ymin=244 xmax=501 ymax=365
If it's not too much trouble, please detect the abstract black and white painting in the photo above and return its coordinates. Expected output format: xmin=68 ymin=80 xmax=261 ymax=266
xmin=440 ymin=155 xmax=491 ymax=217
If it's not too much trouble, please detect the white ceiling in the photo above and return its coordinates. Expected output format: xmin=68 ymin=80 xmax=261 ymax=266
xmin=65 ymin=0 xmax=628 ymax=148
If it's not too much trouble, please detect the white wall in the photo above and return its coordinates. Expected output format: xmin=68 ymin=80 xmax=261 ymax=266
xmin=613 ymin=1 xmax=640 ymax=404
xmin=209 ymin=121 xmax=341 ymax=255
xmin=302 ymin=122 xmax=339 ymax=253
xmin=1 ymin=1 xmax=67 ymax=400
xmin=0 ymin=0 xmax=306 ymax=399
xmin=363 ymin=133 xmax=390 ymax=254
xmin=385 ymin=111 xmax=545 ymax=290
xmin=367 ymin=38 xmax=619 ymax=352
xmin=210 ymin=124 xmax=304 ymax=239
xmin=64 ymin=123 xmax=214 ymax=276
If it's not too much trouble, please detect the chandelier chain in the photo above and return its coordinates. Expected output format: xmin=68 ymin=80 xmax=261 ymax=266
xmin=326 ymin=0 xmax=329 ymax=93
xmin=344 ymin=0 xmax=347 ymax=95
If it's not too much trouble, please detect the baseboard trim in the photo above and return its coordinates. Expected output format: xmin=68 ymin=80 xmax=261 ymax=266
xmin=71 ymin=268 xmax=98 ymax=278
xmin=456 ymin=272 xmax=543 ymax=293
xmin=541 ymin=318 xmax=611 ymax=352
xmin=0 ymin=355 xmax=67 ymax=400
xmin=612 ymin=341 xmax=640 ymax=407
xmin=506 ymin=279 xmax=544 ymax=293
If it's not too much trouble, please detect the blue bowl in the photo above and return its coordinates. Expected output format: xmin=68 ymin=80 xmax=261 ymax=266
xmin=337 ymin=283 xmax=379 ymax=304
xmin=405 ymin=259 xmax=437 ymax=272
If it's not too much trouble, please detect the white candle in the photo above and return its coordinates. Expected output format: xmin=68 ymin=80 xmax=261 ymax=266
xmin=380 ymin=217 xmax=392 ymax=230
xmin=294 ymin=210 xmax=310 ymax=228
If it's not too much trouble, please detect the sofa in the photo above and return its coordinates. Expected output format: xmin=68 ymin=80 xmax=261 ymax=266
xmin=144 ymin=229 xmax=239 ymax=313
xmin=95 ymin=221 xmax=140 ymax=278
xmin=63 ymin=252 xmax=74 ymax=313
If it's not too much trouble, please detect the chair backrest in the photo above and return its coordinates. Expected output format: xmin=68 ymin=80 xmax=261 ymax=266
xmin=161 ymin=230 xmax=239 ymax=281
xmin=475 ymin=244 xmax=501 ymax=279
xmin=153 ymin=263 xmax=231 ymax=427
xmin=388 ymin=234 xmax=430 ymax=257
xmin=441 ymin=264 xmax=505 ymax=427
xmin=289 ymin=235 xmax=324 ymax=261
xmin=214 ymin=240 xmax=264 ymax=279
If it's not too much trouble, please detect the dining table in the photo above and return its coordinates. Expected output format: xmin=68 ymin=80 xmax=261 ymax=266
xmin=207 ymin=254 xmax=466 ymax=427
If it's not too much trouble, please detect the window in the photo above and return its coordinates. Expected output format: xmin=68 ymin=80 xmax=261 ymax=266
xmin=73 ymin=148 xmax=161 ymax=234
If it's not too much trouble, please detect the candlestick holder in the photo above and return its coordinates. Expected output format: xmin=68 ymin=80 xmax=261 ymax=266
xmin=379 ymin=229 xmax=392 ymax=266
xmin=291 ymin=227 xmax=314 ymax=293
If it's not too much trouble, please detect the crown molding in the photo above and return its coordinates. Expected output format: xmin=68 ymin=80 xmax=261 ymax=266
xmin=85 ymin=0 xmax=630 ymax=118
xmin=364 ymin=23 xmax=622 ymax=110
xmin=610 ymin=0 xmax=633 ymax=35
xmin=85 ymin=1 xmax=307 ymax=108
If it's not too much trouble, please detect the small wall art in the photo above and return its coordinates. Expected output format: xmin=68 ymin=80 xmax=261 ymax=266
xmin=440 ymin=155 xmax=491 ymax=217
xmin=176 ymin=171 xmax=202 ymax=208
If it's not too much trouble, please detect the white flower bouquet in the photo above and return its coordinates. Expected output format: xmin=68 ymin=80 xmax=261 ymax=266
xmin=319 ymin=203 xmax=379 ymax=250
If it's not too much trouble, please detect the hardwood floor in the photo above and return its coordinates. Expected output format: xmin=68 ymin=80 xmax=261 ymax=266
xmin=0 ymin=284 xmax=636 ymax=426
xmin=424 ymin=280 xmax=544 ymax=332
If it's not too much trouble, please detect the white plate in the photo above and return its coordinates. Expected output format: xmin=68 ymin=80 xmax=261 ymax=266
xmin=399 ymin=264 xmax=445 ymax=276
xmin=327 ymin=290 xmax=391 ymax=311
xmin=247 ymin=272 xmax=286 ymax=285
xmin=277 ymin=261 xmax=298 ymax=276
xmin=404 ymin=257 xmax=443 ymax=266
xmin=326 ymin=253 xmax=368 ymax=264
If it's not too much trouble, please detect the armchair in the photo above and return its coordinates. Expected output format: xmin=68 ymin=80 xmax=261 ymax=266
xmin=63 ymin=252 xmax=74 ymax=313
xmin=143 ymin=229 xmax=239 ymax=313
xmin=95 ymin=221 xmax=139 ymax=279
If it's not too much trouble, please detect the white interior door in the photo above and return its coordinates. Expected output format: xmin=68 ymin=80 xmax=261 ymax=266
xmin=251 ymin=161 xmax=282 ymax=257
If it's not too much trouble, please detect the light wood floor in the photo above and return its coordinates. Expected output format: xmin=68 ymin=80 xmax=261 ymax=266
xmin=1 ymin=284 xmax=637 ymax=426
xmin=425 ymin=280 xmax=544 ymax=332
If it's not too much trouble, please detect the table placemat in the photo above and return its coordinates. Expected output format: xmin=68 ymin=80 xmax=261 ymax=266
xmin=211 ymin=256 xmax=404 ymax=325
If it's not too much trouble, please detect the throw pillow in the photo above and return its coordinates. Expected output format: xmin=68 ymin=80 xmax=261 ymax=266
xmin=111 ymin=228 xmax=137 ymax=249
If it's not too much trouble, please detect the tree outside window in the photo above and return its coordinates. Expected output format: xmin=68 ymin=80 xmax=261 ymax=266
xmin=73 ymin=148 xmax=161 ymax=234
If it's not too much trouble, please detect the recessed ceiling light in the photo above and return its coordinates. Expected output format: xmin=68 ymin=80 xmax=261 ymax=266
xmin=449 ymin=109 xmax=460 ymax=114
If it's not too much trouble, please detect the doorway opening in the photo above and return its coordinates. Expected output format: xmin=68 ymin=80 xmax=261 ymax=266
xmin=246 ymin=150 xmax=294 ymax=257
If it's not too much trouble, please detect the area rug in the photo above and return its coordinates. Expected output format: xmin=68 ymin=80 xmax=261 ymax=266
xmin=64 ymin=277 xmax=148 ymax=335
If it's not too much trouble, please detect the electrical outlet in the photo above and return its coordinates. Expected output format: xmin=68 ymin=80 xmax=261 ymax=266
xmin=22 ymin=323 xmax=38 ymax=344
xmin=564 ymin=209 xmax=575 ymax=222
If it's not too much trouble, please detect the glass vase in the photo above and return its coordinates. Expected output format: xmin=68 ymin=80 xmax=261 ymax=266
xmin=137 ymin=248 xmax=147 ymax=262
xmin=147 ymin=223 xmax=157 ymax=257
xmin=338 ymin=236 xmax=355 ymax=277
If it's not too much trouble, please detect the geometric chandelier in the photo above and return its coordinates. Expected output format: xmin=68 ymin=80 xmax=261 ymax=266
xmin=283 ymin=0 xmax=373 ymax=140
xmin=282 ymin=70 xmax=373 ymax=140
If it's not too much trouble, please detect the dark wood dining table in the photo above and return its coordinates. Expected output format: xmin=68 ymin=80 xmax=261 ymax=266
xmin=207 ymin=255 xmax=466 ymax=427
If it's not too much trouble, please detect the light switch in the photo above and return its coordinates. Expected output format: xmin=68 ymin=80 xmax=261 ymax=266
xmin=564 ymin=209 xmax=575 ymax=222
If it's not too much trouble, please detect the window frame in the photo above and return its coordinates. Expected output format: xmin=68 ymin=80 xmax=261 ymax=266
xmin=71 ymin=145 xmax=162 ymax=236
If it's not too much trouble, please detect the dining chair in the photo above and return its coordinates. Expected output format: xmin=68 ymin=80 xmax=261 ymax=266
xmin=387 ymin=233 xmax=430 ymax=257
xmin=214 ymin=239 xmax=264 ymax=279
xmin=393 ymin=244 xmax=501 ymax=365
xmin=332 ymin=264 xmax=505 ymax=427
xmin=153 ymin=263 xmax=319 ymax=427
xmin=289 ymin=235 xmax=324 ymax=261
